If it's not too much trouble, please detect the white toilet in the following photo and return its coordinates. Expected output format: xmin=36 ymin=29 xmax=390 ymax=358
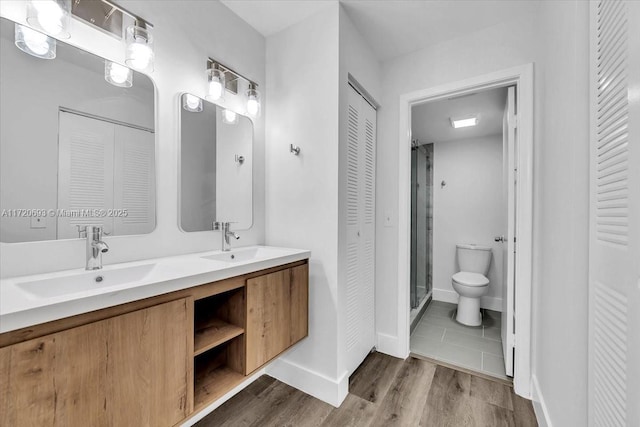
xmin=452 ymin=244 xmax=492 ymax=326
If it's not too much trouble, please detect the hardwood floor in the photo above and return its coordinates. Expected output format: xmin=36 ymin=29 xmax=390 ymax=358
xmin=196 ymin=352 xmax=537 ymax=427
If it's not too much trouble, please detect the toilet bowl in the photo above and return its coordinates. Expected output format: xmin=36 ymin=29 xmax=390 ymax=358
xmin=452 ymin=244 xmax=492 ymax=326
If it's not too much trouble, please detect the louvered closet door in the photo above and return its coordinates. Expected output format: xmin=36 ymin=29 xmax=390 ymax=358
xmin=345 ymin=85 xmax=376 ymax=375
xmin=113 ymin=125 xmax=155 ymax=235
xmin=57 ymin=112 xmax=115 ymax=239
xmin=589 ymin=1 xmax=640 ymax=426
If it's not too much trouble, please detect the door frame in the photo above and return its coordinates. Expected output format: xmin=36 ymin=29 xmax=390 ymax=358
xmin=396 ymin=64 xmax=534 ymax=397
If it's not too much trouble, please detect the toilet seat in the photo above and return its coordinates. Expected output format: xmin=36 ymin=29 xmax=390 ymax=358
xmin=452 ymin=271 xmax=489 ymax=287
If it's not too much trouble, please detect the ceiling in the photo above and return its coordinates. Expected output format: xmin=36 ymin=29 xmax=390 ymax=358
xmin=411 ymin=87 xmax=507 ymax=145
xmin=220 ymin=0 xmax=540 ymax=61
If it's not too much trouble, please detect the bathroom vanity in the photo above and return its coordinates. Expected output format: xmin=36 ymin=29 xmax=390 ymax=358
xmin=0 ymin=247 xmax=309 ymax=426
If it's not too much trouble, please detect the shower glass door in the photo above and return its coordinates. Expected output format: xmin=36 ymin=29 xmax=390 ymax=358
xmin=410 ymin=143 xmax=433 ymax=310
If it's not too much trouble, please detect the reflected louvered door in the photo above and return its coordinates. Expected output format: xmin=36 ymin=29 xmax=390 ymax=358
xmin=345 ymin=85 xmax=376 ymax=375
xmin=57 ymin=112 xmax=114 ymax=239
xmin=113 ymin=125 xmax=156 ymax=235
xmin=589 ymin=1 xmax=640 ymax=426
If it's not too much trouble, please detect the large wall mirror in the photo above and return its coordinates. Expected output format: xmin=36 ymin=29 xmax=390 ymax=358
xmin=0 ymin=18 xmax=156 ymax=243
xmin=180 ymin=93 xmax=253 ymax=232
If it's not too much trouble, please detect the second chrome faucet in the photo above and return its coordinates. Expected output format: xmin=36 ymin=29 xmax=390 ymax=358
xmin=213 ymin=221 xmax=240 ymax=251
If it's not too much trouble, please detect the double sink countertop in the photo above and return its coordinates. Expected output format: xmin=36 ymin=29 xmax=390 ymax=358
xmin=0 ymin=245 xmax=310 ymax=334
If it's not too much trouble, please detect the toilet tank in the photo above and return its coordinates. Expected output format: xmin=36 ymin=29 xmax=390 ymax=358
xmin=456 ymin=244 xmax=492 ymax=275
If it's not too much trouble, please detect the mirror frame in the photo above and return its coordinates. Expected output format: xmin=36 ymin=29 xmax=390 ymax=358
xmin=177 ymin=92 xmax=255 ymax=233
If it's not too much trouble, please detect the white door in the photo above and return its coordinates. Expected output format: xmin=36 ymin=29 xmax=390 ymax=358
xmin=588 ymin=1 xmax=640 ymax=426
xmin=501 ymin=86 xmax=517 ymax=377
xmin=345 ymin=85 xmax=377 ymax=375
xmin=113 ymin=124 xmax=156 ymax=235
xmin=57 ymin=112 xmax=115 ymax=239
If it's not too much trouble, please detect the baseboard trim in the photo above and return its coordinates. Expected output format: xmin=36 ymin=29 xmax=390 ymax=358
xmin=377 ymin=332 xmax=408 ymax=359
xmin=266 ymin=357 xmax=348 ymax=407
xmin=433 ymin=289 xmax=503 ymax=312
xmin=531 ymin=374 xmax=552 ymax=427
xmin=180 ymin=367 xmax=266 ymax=426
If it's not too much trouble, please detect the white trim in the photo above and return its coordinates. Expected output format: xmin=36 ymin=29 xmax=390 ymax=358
xmin=180 ymin=367 xmax=266 ymax=426
xmin=432 ymin=289 xmax=503 ymax=312
xmin=377 ymin=332 xmax=406 ymax=359
xmin=531 ymin=375 xmax=553 ymax=427
xmin=397 ymin=64 xmax=534 ymax=398
xmin=266 ymin=357 xmax=349 ymax=407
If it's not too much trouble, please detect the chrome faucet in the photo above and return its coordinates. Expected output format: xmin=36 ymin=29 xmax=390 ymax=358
xmin=80 ymin=225 xmax=109 ymax=270
xmin=213 ymin=221 xmax=240 ymax=251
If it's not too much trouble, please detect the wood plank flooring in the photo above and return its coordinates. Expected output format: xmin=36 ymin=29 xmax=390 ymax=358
xmin=195 ymin=352 xmax=537 ymax=427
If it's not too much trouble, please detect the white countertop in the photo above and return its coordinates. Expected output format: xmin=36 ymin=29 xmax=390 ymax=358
xmin=0 ymin=245 xmax=310 ymax=334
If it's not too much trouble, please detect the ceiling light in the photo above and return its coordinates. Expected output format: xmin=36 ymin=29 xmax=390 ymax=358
xmin=125 ymin=20 xmax=154 ymax=72
xmin=450 ymin=116 xmax=478 ymax=128
xmin=182 ymin=94 xmax=203 ymax=113
xmin=27 ymin=0 xmax=71 ymax=39
xmin=246 ymin=82 xmax=261 ymax=117
xmin=14 ymin=24 xmax=56 ymax=59
xmin=105 ymin=61 xmax=132 ymax=87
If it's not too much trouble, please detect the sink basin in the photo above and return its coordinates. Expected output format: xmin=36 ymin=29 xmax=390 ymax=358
xmin=16 ymin=263 xmax=157 ymax=299
xmin=202 ymin=247 xmax=289 ymax=264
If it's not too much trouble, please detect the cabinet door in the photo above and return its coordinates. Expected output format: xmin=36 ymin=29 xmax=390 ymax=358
xmin=0 ymin=298 xmax=190 ymax=427
xmin=245 ymin=269 xmax=291 ymax=374
xmin=290 ymin=263 xmax=309 ymax=345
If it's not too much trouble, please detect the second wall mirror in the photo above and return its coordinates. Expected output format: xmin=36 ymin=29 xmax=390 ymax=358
xmin=179 ymin=93 xmax=253 ymax=232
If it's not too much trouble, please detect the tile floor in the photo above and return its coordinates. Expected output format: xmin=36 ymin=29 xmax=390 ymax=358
xmin=410 ymin=300 xmax=509 ymax=380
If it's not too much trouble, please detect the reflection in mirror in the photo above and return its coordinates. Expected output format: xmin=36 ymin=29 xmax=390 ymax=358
xmin=0 ymin=18 xmax=156 ymax=243
xmin=180 ymin=93 xmax=253 ymax=232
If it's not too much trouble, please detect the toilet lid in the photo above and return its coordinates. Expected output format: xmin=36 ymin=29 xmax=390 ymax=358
xmin=452 ymin=272 xmax=489 ymax=287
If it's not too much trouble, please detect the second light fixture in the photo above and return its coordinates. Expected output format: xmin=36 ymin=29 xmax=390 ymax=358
xmin=206 ymin=58 xmax=261 ymax=118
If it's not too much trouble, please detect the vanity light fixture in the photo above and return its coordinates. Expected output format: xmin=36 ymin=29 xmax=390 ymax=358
xmin=70 ymin=0 xmax=155 ymax=72
xmin=27 ymin=0 xmax=71 ymax=39
xmin=105 ymin=60 xmax=132 ymax=87
xmin=125 ymin=20 xmax=154 ymax=72
xmin=183 ymin=94 xmax=203 ymax=113
xmin=207 ymin=63 xmax=225 ymax=101
xmin=206 ymin=58 xmax=260 ymax=117
xmin=222 ymin=109 xmax=238 ymax=125
xmin=14 ymin=24 xmax=56 ymax=59
xmin=246 ymin=82 xmax=261 ymax=118
xmin=450 ymin=116 xmax=479 ymax=129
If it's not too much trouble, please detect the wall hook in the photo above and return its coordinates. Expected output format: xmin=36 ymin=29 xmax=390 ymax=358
xmin=290 ymin=144 xmax=301 ymax=155
xmin=441 ymin=180 xmax=446 ymax=188
xmin=235 ymin=154 xmax=245 ymax=164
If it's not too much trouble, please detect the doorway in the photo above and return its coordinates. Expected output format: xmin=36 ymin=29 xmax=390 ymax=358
xmin=396 ymin=64 xmax=534 ymax=397
xmin=409 ymin=86 xmax=511 ymax=380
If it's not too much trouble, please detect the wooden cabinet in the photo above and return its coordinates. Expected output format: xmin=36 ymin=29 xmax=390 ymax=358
xmin=0 ymin=298 xmax=191 ymax=427
xmin=245 ymin=264 xmax=309 ymax=374
xmin=0 ymin=259 xmax=309 ymax=426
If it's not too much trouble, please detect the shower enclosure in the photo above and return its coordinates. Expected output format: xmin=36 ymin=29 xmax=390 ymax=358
xmin=410 ymin=142 xmax=433 ymax=314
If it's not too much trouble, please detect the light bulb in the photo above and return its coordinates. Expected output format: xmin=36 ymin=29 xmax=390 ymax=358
xmin=27 ymin=0 xmax=71 ymax=38
xmin=185 ymin=94 xmax=200 ymax=110
xmin=247 ymin=98 xmax=259 ymax=116
xmin=22 ymin=26 xmax=50 ymax=56
xmin=209 ymin=80 xmax=223 ymax=100
xmin=223 ymin=109 xmax=237 ymax=124
xmin=126 ymin=42 xmax=152 ymax=70
xmin=15 ymin=24 xmax=56 ymax=59
xmin=109 ymin=63 xmax=130 ymax=84
xmin=35 ymin=1 xmax=63 ymax=34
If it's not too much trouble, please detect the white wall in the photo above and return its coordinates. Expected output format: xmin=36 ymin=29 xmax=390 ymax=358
xmin=375 ymin=1 xmax=590 ymax=425
xmin=264 ymin=3 xmax=343 ymax=405
xmin=532 ymin=1 xmax=589 ymax=426
xmin=431 ymin=135 xmax=504 ymax=310
xmin=0 ymin=0 xmax=266 ymax=278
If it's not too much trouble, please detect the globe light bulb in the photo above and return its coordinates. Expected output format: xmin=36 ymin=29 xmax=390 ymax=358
xmin=185 ymin=94 xmax=200 ymax=110
xmin=127 ymin=42 xmax=152 ymax=70
xmin=34 ymin=0 xmax=64 ymax=35
xmin=22 ymin=26 xmax=50 ymax=56
xmin=247 ymin=98 xmax=259 ymax=116
xmin=109 ymin=63 xmax=130 ymax=84
xmin=223 ymin=109 xmax=237 ymax=124
xmin=209 ymin=80 xmax=223 ymax=100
